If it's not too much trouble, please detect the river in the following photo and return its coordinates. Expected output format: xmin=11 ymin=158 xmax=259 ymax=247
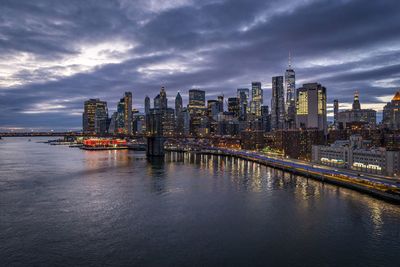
xmin=1 ymin=137 xmax=399 ymax=266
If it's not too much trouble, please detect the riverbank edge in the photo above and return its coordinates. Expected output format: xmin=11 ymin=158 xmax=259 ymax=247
xmin=172 ymin=149 xmax=400 ymax=204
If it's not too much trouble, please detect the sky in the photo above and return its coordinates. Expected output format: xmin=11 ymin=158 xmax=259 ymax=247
xmin=0 ymin=0 xmax=400 ymax=131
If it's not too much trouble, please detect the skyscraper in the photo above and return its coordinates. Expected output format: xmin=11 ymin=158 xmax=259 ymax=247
xmin=175 ymin=92 xmax=184 ymax=134
xmin=285 ymin=53 xmax=296 ymax=128
xmin=333 ymin=99 xmax=339 ymax=127
xmin=175 ymin=92 xmax=182 ymax=116
xmin=94 ymin=101 xmax=109 ymax=134
xmin=352 ymin=90 xmax=361 ymax=110
xmin=160 ymin=86 xmax=168 ymax=110
xmin=116 ymin=98 xmax=125 ymax=133
xmin=207 ymin=100 xmax=219 ymax=118
xmin=261 ymin=105 xmax=271 ymax=132
xmin=83 ymin=99 xmax=108 ymax=134
xmin=271 ymin=76 xmax=285 ymax=130
xmin=237 ymin=88 xmax=249 ymax=121
xmin=123 ymin=92 xmax=132 ymax=135
xmin=154 ymin=94 xmax=161 ymax=110
xmin=189 ymin=89 xmax=205 ymax=108
xmin=144 ymin=95 xmax=150 ymax=115
xmin=250 ymin=82 xmax=263 ymax=116
xmin=296 ymin=83 xmax=327 ymax=133
xmin=188 ymin=89 xmax=206 ymax=135
xmin=217 ymin=95 xmax=224 ymax=113
xmin=383 ymin=91 xmax=400 ymax=130
xmin=338 ymin=91 xmax=376 ymax=129
xmin=228 ymin=97 xmax=240 ymax=118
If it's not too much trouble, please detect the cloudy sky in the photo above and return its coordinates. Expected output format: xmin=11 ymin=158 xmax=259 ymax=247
xmin=0 ymin=0 xmax=399 ymax=131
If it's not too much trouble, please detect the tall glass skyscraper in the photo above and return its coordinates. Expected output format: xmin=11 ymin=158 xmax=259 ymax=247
xmin=250 ymin=82 xmax=263 ymax=116
xmin=271 ymin=76 xmax=285 ymax=130
xmin=237 ymin=88 xmax=249 ymax=120
xmin=123 ymin=92 xmax=132 ymax=135
xmin=285 ymin=54 xmax=296 ymax=128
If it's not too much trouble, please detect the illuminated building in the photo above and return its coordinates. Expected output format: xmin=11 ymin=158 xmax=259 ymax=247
xmin=382 ymin=91 xmax=400 ymax=130
xmin=116 ymin=99 xmax=125 ymax=133
xmin=207 ymin=100 xmax=219 ymax=118
xmin=241 ymin=130 xmax=264 ymax=150
xmin=94 ymin=101 xmax=109 ymax=135
xmin=271 ymin=76 xmax=285 ymax=130
xmin=83 ymin=99 xmax=108 ymax=134
xmin=215 ymin=112 xmax=239 ymax=136
xmin=338 ymin=91 xmax=376 ymax=129
xmin=175 ymin=92 xmax=182 ymax=116
xmin=237 ymin=88 xmax=249 ymax=121
xmin=296 ymin=83 xmax=327 ymax=133
xmin=175 ymin=92 xmax=184 ymax=135
xmin=312 ymin=135 xmax=400 ymax=176
xmin=83 ymin=138 xmax=127 ymax=148
xmin=285 ymin=54 xmax=296 ymax=128
xmin=269 ymin=129 xmax=325 ymax=160
xmin=123 ymin=92 xmax=132 ymax=135
xmin=188 ymin=89 xmax=206 ymax=136
xmin=189 ymin=89 xmax=205 ymax=107
xmin=333 ymin=99 xmax=339 ymax=129
xmin=217 ymin=95 xmax=224 ymax=112
xmin=228 ymin=97 xmax=240 ymax=118
xmin=133 ymin=113 xmax=146 ymax=135
xmin=250 ymin=82 xmax=263 ymax=116
xmin=159 ymin=86 xmax=168 ymax=110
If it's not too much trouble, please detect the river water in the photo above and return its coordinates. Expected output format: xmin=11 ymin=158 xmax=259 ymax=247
xmin=1 ymin=137 xmax=400 ymax=266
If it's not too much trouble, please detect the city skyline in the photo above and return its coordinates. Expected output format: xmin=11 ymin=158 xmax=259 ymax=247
xmin=1 ymin=0 xmax=400 ymax=131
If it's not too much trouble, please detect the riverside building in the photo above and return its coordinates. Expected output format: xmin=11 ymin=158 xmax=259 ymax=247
xmin=312 ymin=135 xmax=400 ymax=176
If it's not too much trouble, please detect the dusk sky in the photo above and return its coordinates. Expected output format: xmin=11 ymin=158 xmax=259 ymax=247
xmin=1 ymin=0 xmax=400 ymax=131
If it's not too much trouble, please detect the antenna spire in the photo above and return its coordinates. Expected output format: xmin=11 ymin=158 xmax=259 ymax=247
xmin=288 ymin=51 xmax=292 ymax=68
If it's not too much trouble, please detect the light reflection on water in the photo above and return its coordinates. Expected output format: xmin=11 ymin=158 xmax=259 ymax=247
xmin=1 ymin=138 xmax=400 ymax=266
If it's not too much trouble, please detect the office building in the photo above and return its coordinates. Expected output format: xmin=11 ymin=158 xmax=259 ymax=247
xmin=175 ymin=92 xmax=184 ymax=134
xmin=271 ymin=76 xmax=285 ymax=130
xmin=383 ymin=91 xmax=400 ymax=130
xmin=333 ymin=99 xmax=339 ymax=128
xmin=123 ymin=92 xmax=132 ymax=135
xmin=160 ymin=86 xmax=168 ymax=110
xmin=228 ymin=97 xmax=240 ymax=118
xmin=296 ymin=83 xmax=327 ymax=133
xmin=237 ymin=88 xmax=249 ymax=121
xmin=312 ymin=135 xmax=400 ymax=176
xmin=175 ymin=92 xmax=182 ymax=116
xmin=188 ymin=89 xmax=206 ymax=135
xmin=83 ymin=99 xmax=108 ymax=134
xmin=338 ymin=91 xmax=376 ymax=129
xmin=285 ymin=55 xmax=296 ymax=128
xmin=250 ymin=82 xmax=263 ymax=116
xmin=217 ymin=95 xmax=224 ymax=113
xmin=144 ymin=96 xmax=150 ymax=115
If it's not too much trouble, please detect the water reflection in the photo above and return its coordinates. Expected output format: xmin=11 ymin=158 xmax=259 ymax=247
xmin=2 ymin=140 xmax=400 ymax=266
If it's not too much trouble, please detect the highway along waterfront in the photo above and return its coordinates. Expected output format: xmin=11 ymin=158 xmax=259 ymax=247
xmin=1 ymin=137 xmax=400 ymax=266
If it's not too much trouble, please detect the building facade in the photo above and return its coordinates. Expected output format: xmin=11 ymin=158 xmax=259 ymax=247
xmin=271 ymin=76 xmax=285 ymax=130
xmin=250 ymin=82 xmax=263 ymax=116
xmin=296 ymin=83 xmax=327 ymax=133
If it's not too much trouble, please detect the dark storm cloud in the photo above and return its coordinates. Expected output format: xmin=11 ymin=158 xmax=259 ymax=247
xmin=1 ymin=0 xmax=400 ymax=130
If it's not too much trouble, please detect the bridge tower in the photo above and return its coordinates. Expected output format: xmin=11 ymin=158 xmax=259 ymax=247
xmin=146 ymin=109 xmax=166 ymax=157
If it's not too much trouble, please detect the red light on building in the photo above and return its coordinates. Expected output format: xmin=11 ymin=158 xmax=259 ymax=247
xmin=83 ymin=138 xmax=127 ymax=147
